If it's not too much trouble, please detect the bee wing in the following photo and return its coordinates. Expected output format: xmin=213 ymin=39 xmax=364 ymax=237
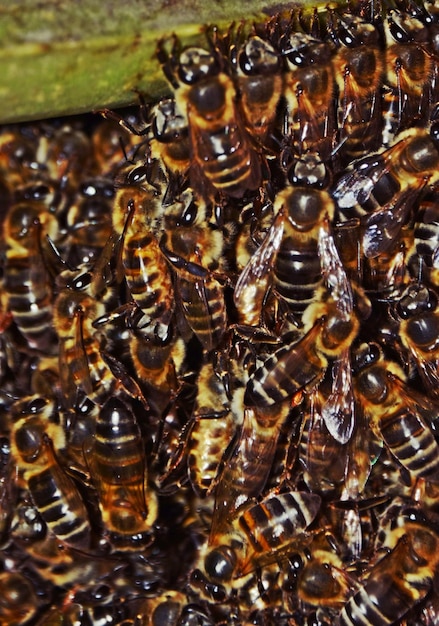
xmin=209 ymin=407 xmax=281 ymax=543
xmin=362 ymin=183 xmax=424 ymax=259
xmin=233 ymin=210 xmax=284 ymax=326
xmin=73 ymin=309 xmax=94 ymax=398
xmin=100 ymin=350 xmax=149 ymax=410
xmin=321 ymin=349 xmax=355 ymax=444
xmin=406 ymin=346 xmax=439 ymax=401
xmin=90 ymin=231 xmax=121 ymax=297
xmin=332 ymin=169 xmax=376 ymax=211
xmin=318 ymin=219 xmax=353 ymax=319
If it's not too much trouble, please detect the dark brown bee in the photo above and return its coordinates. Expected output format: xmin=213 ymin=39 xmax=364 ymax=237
xmin=382 ymin=8 xmax=432 ymax=146
xmin=407 ymin=188 xmax=439 ymax=287
xmin=187 ymin=357 xmax=240 ymax=497
xmin=54 ymin=253 xmax=146 ymax=409
xmin=2 ymin=182 xmax=59 ymax=353
xmin=278 ymin=28 xmax=336 ymax=161
xmin=394 ymin=282 xmax=439 ymax=398
xmin=244 ymin=279 xmax=360 ymax=435
xmin=10 ymin=395 xmax=91 ymax=549
xmin=196 ymin=490 xmax=321 ymax=600
xmin=234 ymin=33 xmax=283 ymax=152
xmin=234 ymin=170 xmax=341 ymax=329
xmin=86 ymin=395 xmax=157 ymax=550
xmin=330 ymin=12 xmax=385 ymax=164
xmin=338 ymin=509 xmax=439 ymax=625
xmin=208 ymin=402 xmax=292 ymax=549
xmin=65 ymin=176 xmax=115 ymax=268
xmin=113 ymin=162 xmax=175 ymax=340
xmin=332 ymin=125 xmax=439 ymax=266
xmin=157 ymin=36 xmax=262 ymax=199
xmin=150 ymin=97 xmax=191 ymax=201
xmin=354 ymin=342 xmax=439 ymax=482
xmin=162 ymin=190 xmax=227 ymax=352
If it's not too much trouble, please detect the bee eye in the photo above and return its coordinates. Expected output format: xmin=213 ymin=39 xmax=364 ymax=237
xmin=127 ymin=166 xmax=149 ymax=185
xmin=179 ymin=200 xmax=198 ymax=226
xmin=68 ymin=273 xmax=92 ymax=291
xmin=239 ymin=37 xmax=280 ymax=75
xmin=178 ymin=47 xmax=218 ymax=84
xmin=389 ymin=16 xmax=411 ymax=43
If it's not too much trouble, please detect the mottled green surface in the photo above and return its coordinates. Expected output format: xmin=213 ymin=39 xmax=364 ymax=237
xmin=0 ymin=0 xmax=337 ymax=123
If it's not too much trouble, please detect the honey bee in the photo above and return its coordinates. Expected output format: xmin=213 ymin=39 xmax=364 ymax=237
xmin=338 ymin=509 xmax=439 ymax=625
xmin=407 ymin=188 xmax=439 ymax=287
xmin=291 ymin=533 xmax=352 ymax=615
xmin=157 ymin=36 xmax=262 ymax=199
xmin=194 ymin=490 xmax=321 ymax=601
xmin=86 ymin=395 xmax=157 ymax=550
xmin=234 ymin=177 xmax=342 ymax=328
xmin=278 ymin=28 xmax=336 ymax=161
xmin=209 ymin=402 xmax=291 ymax=547
xmin=112 ymin=163 xmax=175 ymax=340
xmin=2 ymin=182 xmax=60 ymax=353
xmin=394 ymin=281 xmax=439 ymax=399
xmin=150 ymin=97 xmax=191 ymax=201
xmin=330 ymin=12 xmax=384 ymax=164
xmin=332 ymin=125 xmax=439 ymax=262
xmin=10 ymin=395 xmax=91 ymax=549
xmin=354 ymin=342 xmax=439 ymax=483
xmin=244 ymin=277 xmax=360 ymax=433
xmin=233 ymin=33 xmax=283 ymax=153
xmin=0 ymin=125 xmax=45 ymax=189
xmin=54 ymin=246 xmax=146 ymax=409
xmin=38 ymin=123 xmax=94 ymax=190
xmin=65 ymin=176 xmax=115 ymax=268
xmin=187 ymin=357 xmax=240 ymax=497
xmin=382 ymin=8 xmax=432 ymax=147
xmin=162 ymin=189 xmax=227 ymax=352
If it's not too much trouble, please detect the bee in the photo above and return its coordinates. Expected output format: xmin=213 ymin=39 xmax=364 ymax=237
xmin=394 ymin=282 xmax=439 ymax=399
xmin=187 ymin=356 xmax=240 ymax=498
xmin=332 ymin=125 xmax=439 ymax=264
xmin=234 ymin=175 xmax=341 ymax=329
xmin=2 ymin=182 xmax=60 ymax=353
xmin=195 ymin=490 xmax=321 ymax=600
xmin=338 ymin=509 xmax=439 ymax=625
xmin=209 ymin=402 xmax=291 ymax=548
xmin=53 ymin=247 xmax=146 ymax=409
xmin=10 ymin=395 xmax=91 ymax=549
xmin=407 ymin=188 xmax=439 ymax=287
xmin=157 ymin=36 xmax=262 ymax=199
xmin=278 ymin=28 xmax=336 ymax=161
xmin=112 ymin=162 xmax=175 ymax=341
xmin=86 ymin=395 xmax=157 ymax=550
xmin=161 ymin=189 xmax=227 ymax=352
xmin=382 ymin=8 xmax=432 ymax=147
xmin=330 ymin=12 xmax=384 ymax=165
xmin=244 ymin=275 xmax=360 ymax=430
xmin=354 ymin=342 xmax=439 ymax=483
xmin=65 ymin=176 xmax=115 ymax=268
xmin=233 ymin=33 xmax=283 ymax=153
xmin=150 ymin=97 xmax=191 ymax=201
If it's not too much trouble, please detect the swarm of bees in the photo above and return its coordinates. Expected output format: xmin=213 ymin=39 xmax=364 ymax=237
xmin=3 ymin=0 xmax=439 ymax=623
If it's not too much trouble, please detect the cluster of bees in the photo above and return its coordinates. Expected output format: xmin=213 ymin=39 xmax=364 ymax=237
xmin=3 ymin=0 xmax=439 ymax=623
